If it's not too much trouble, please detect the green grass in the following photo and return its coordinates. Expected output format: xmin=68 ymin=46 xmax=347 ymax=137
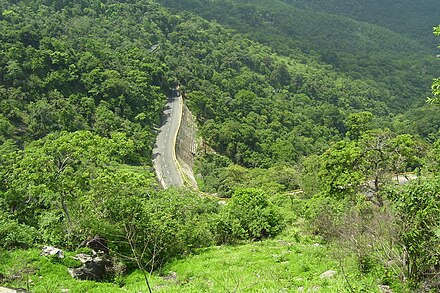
xmin=0 ymin=235 xmax=392 ymax=292
xmin=0 ymin=249 xmax=122 ymax=293
xmin=141 ymin=239 xmax=383 ymax=292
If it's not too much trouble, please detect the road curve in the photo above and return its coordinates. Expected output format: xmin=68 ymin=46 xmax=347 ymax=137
xmin=152 ymin=90 xmax=184 ymax=188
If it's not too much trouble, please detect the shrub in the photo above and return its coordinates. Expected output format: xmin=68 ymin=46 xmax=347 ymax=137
xmin=303 ymin=194 xmax=347 ymax=240
xmin=215 ymin=188 xmax=284 ymax=243
xmin=386 ymin=178 xmax=440 ymax=289
xmin=0 ymin=212 xmax=38 ymax=249
xmin=84 ymin=186 xmax=220 ymax=272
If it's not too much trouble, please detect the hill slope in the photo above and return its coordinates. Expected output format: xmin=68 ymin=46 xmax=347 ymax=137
xmin=282 ymin=0 xmax=440 ymax=48
xmin=157 ymin=0 xmax=437 ymax=111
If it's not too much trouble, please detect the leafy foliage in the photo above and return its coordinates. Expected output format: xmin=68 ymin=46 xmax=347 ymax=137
xmin=82 ymin=185 xmax=219 ymax=271
xmin=0 ymin=1 xmax=439 ymax=291
xmin=386 ymin=179 xmax=440 ymax=287
xmin=0 ymin=211 xmax=38 ymax=249
xmin=282 ymin=0 xmax=440 ymax=47
xmin=214 ymin=188 xmax=283 ymax=243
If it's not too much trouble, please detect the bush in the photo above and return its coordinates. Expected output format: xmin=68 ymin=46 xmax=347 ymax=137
xmin=84 ymin=186 xmax=220 ymax=272
xmin=303 ymin=194 xmax=347 ymax=240
xmin=386 ymin=178 xmax=440 ymax=288
xmin=0 ymin=212 xmax=38 ymax=249
xmin=214 ymin=188 xmax=284 ymax=243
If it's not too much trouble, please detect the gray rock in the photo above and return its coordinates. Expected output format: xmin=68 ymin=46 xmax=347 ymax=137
xmin=163 ymin=271 xmax=177 ymax=281
xmin=0 ymin=287 xmax=16 ymax=293
xmin=378 ymin=285 xmax=394 ymax=293
xmin=320 ymin=270 xmax=337 ymax=279
xmin=278 ymin=240 xmax=292 ymax=246
xmin=0 ymin=288 xmax=29 ymax=293
xmin=41 ymin=246 xmax=64 ymax=258
xmin=308 ymin=286 xmax=320 ymax=292
xmin=68 ymin=254 xmax=110 ymax=281
xmin=73 ymin=253 xmax=94 ymax=263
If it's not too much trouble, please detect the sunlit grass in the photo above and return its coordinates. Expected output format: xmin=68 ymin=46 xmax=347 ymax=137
xmin=126 ymin=237 xmax=384 ymax=292
xmin=0 ymin=235 xmax=389 ymax=293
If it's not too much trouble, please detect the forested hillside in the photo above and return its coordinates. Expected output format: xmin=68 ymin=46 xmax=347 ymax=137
xmin=157 ymin=0 xmax=438 ymax=107
xmin=0 ymin=0 xmax=172 ymax=154
xmin=282 ymin=0 xmax=440 ymax=47
xmin=0 ymin=0 xmax=439 ymax=292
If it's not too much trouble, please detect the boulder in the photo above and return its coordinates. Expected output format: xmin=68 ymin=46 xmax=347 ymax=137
xmin=163 ymin=271 xmax=177 ymax=282
xmin=378 ymin=285 xmax=393 ymax=293
xmin=68 ymin=254 xmax=110 ymax=281
xmin=41 ymin=246 xmax=64 ymax=258
xmin=73 ymin=253 xmax=94 ymax=263
xmin=0 ymin=287 xmax=30 ymax=293
xmin=320 ymin=270 xmax=337 ymax=279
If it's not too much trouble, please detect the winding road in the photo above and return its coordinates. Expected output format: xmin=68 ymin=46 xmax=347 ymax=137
xmin=152 ymin=90 xmax=184 ymax=188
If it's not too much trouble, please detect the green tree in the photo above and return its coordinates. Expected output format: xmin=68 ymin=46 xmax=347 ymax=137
xmin=344 ymin=111 xmax=373 ymax=140
xmin=3 ymin=131 xmax=137 ymax=246
xmin=387 ymin=179 xmax=440 ymax=288
xmin=84 ymin=184 xmax=217 ymax=271
xmin=319 ymin=140 xmax=364 ymax=199
xmin=215 ymin=188 xmax=283 ymax=242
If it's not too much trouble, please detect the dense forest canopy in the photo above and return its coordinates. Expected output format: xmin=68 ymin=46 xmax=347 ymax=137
xmin=282 ymin=0 xmax=440 ymax=48
xmin=0 ymin=0 xmax=439 ymax=291
xmin=157 ymin=0 xmax=438 ymax=98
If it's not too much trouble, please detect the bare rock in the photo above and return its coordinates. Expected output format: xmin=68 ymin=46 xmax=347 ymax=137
xmin=278 ymin=240 xmax=292 ymax=246
xmin=73 ymin=253 xmax=94 ymax=263
xmin=308 ymin=286 xmax=320 ymax=292
xmin=41 ymin=246 xmax=64 ymax=258
xmin=163 ymin=271 xmax=177 ymax=282
xmin=68 ymin=254 xmax=110 ymax=281
xmin=320 ymin=270 xmax=337 ymax=279
xmin=378 ymin=285 xmax=394 ymax=293
xmin=0 ymin=288 xmax=16 ymax=293
xmin=0 ymin=288 xmax=30 ymax=293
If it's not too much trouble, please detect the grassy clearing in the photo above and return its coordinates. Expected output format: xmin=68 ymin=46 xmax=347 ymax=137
xmin=138 ymin=238 xmax=384 ymax=292
xmin=0 ymin=249 xmax=122 ymax=293
xmin=1 ymin=233 xmax=388 ymax=292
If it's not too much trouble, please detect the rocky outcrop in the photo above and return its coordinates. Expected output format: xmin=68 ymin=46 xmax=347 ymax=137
xmin=320 ymin=270 xmax=337 ymax=279
xmin=0 ymin=288 xmax=17 ymax=293
xmin=68 ymin=254 xmax=111 ymax=281
xmin=41 ymin=246 xmax=64 ymax=258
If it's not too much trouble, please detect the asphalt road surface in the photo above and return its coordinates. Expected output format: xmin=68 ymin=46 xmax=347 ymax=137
xmin=152 ymin=91 xmax=184 ymax=188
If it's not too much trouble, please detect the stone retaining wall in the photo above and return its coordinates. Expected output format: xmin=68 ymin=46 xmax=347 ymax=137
xmin=175 ymin=103 xmax=198 ymax=189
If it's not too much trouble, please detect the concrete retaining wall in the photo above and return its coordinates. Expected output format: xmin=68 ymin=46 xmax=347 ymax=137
xmin=175 ymin=103 xmax=198 ymax=189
